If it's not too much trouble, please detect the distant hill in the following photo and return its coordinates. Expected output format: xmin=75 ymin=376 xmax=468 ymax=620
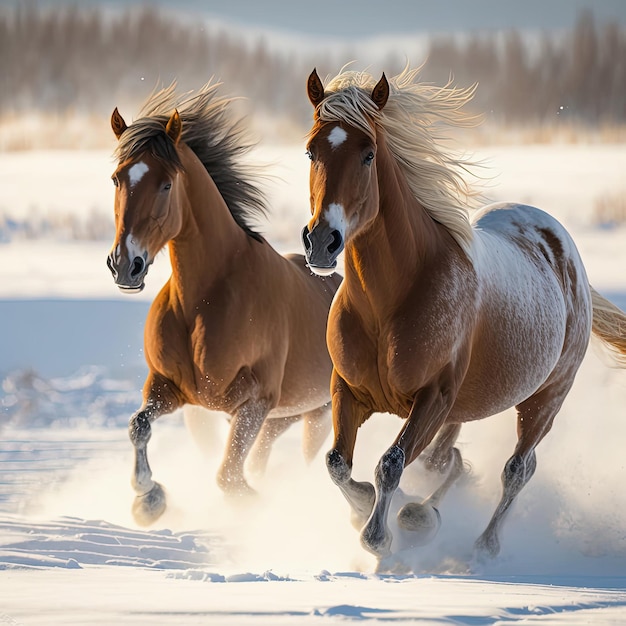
xmin=22 ymin=0 xmax=626 ymax=36
xmin=1 ymin=2 xmax=625 ymax=129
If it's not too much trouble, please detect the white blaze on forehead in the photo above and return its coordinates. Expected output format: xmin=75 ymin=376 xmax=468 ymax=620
xmin=327 ymin=125 xmax=348 ymax=149
xmin=128 ymin=161 xmax=149 ymax=188
xmin=325 ymin=202 xmax=348 ymax=236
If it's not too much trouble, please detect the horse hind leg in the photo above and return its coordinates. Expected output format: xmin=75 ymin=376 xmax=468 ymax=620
xmin=397 ymin=447 xmax=465 ymax=547
xmin=246 ymin=404 xmax=330 ymax=475
xmin=247 ymin=415 xmax=301 ymax=475
xmin=421 ymin=423 xmax=462 ymax=474
xmin=217 ymin=399 xmax=270 ymax=496
xmin=302 ymin=404 xmax=332 ymax=463
xmin=474 ymin=384 xmax=570 ymax=559
xmin=395 ymin=424 xmax=464 ymax=547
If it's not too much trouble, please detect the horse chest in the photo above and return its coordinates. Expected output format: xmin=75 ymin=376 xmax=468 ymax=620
xmin=144 ymin=300 xmax=251 ymax=410
xmin=329 ymin=311 xmax=421 ymax=416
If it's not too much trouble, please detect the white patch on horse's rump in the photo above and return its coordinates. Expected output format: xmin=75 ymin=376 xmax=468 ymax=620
xmin=129 ymin=161 xmax=149 ymax=188
xmin=325 ymin=203 xmax=348 ymax=237
xmin=327 ymin=126 xmax=348 ymax=149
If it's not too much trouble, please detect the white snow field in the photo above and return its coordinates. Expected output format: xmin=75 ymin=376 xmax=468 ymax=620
xmin=1 ymin=143 xmax=626 ymax=624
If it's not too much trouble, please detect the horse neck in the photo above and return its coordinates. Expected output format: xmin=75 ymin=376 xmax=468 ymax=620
xmin=344 ymin=136 xmax=447 ymax=306
xmin=168 ymin=144 xmax=248 ymax=299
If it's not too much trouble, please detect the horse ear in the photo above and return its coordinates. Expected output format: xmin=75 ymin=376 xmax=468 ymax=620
xmin=165 ymin=109 xmax=182 ymax=144
xmin=111 ymin=107 xmax=127 ymax=139
xmin=371 ymin=73 xmax=389 ymax=110
xmin=307 ymin=68 xmax=325 ymax=108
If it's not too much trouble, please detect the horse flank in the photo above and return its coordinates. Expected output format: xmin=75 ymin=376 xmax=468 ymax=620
xmin=114 ymin=81 xmax=268 ymax=239
xmin=312 ymin=66 xmax=483 ymax=253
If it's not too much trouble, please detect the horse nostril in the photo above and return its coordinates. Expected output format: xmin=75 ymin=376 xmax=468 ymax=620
xmin=130 ymin=256 xmax=145 ymax=278
xmin=302 ymin=225 xmax=312 ymax=252
xmin=327 ymin=230 xmax=343 ymax=255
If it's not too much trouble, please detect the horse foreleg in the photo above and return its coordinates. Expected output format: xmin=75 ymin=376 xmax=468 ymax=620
xmin=361 ymin=385 xmax=453 ymax=557
xmin=129 ymin=377 xmax=182 ymax=526
xmin=326 ymin=372 xmax=375 ymax=529
xmin=217 ymin=399 xmax=269 ymax=496
xmin=360 ymin=444 xmax=406 ymax=556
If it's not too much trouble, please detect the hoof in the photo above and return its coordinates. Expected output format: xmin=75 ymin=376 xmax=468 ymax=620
xmin=223 ymin=481 xmax=259 ymax=504
xmin=360 ymin=522 xmax=393 ymax=558
xmin=217 ymin=468 xmax=258 ymax=498
xmin=132 ymin=482 xmax=166 ymax=526
xmin=474 ymin=532 xmax=500 ymax=560
xmin=396 ymin=501 xmax=441 ymax=547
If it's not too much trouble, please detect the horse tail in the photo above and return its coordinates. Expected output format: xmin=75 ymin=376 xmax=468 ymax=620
xmin=590 ymin=286 xmax=626 ymax=366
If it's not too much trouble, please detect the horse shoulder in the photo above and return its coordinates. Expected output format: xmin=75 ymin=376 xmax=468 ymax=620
xmin=327 ymin=288 xmax=380 ymax=391
xmin=386 ymin=253 xmax=478 ymax=375
xmin=144 ymin=282 xmax=196 ymax=395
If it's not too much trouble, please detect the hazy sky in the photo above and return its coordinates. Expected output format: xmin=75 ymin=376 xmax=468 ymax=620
xmin=12 ymin=0 xmax=626 ymax=37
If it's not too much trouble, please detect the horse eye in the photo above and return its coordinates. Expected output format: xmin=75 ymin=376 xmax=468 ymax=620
xmin=112 ymin=176 xmax=119 ymax=187
xmin=305 ymin=150 xmax=314 ymax=162
xmin=364 ymin=151 xmax=375 ymax=166
xmin=163 ymin=183 xmax=172 ymax=191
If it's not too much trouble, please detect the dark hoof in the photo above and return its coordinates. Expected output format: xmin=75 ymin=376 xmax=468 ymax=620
xmin=396 ymin=501 xmax=441 ymax=547
xmin=474 ymin=532 xmax=500 ymax=560
xmin=360 ymin=522 xmax=393 ymax=558
xmin=132 ymin=482 xmax=166 ymax=526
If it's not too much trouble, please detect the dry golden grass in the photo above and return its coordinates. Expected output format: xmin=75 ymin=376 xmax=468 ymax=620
xmin=593 ymin=189 xmax=626 ymax=227
xmin=2 ymin=113 xmax=626 ymax=152
xmin=0 ymin=113 xmax=115 ymax=151
xmin=462 ymin=121 xmax=626 ymax=146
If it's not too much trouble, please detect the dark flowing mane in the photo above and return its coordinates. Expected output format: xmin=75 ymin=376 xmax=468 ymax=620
xmin=114 ymin=81 xmax=268 ymax=240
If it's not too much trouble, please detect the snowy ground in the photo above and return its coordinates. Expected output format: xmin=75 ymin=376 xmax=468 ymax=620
xmin=1 ymin=143 xmax=626 ymax=624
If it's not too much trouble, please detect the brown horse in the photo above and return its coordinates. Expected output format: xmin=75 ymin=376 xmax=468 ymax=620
xmin=107 ymin=82 xmax=341 ymax=525
xmin=302 ymin=67 xmax=626 ymax=564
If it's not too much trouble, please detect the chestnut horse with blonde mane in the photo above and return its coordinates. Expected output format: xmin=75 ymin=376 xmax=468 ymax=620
xmin=302 ymin=67 xmax=626 ymax=564
xmin=107 ymin=81 xmax=340 ymax=525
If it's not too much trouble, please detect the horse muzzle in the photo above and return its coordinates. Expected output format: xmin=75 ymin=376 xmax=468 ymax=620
xmin=302 ymin=224 xmax=344 ymax=276
xmin=106 ymin=252 xmax=149 ymax=293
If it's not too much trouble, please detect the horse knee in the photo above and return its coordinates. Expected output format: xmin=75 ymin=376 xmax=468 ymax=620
xmin=375 ymin=445 xmax=405 ymax=491
xmin=129 ymin=411 xmax=152 ymax=446
xmin=326 ymin=448 xmax=351 ymax=484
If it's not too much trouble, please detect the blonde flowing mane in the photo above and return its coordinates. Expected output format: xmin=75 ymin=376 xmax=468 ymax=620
xmin=315 ymin=67 xmax=481 ymax=252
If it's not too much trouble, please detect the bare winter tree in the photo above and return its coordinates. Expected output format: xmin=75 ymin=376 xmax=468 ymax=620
xmin=0 ymin=4 xmax=624 ymax=127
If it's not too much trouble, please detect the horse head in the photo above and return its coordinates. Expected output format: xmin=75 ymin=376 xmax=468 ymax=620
xmin=302 ymin=69 xmax=389 ymax=276
xmin=107 ymin=108 xmax=184 ymax=293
